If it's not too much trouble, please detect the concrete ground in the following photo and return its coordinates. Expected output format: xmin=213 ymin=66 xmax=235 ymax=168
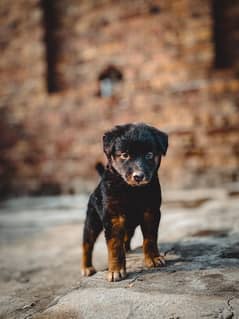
xmin=0 ymin=185 xmax=239 ymax=319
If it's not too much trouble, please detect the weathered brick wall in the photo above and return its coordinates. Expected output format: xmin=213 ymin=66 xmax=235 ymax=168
xmin=0 ymin=0 xmax=47 ymax=196
xmin=0 ymin=0 xmax=239 ymax=196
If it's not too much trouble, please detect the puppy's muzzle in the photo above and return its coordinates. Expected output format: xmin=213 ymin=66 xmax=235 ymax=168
xmin=128 ymin=170 xmax=150 ymax=186
xmin=132 ymin=172 xmax=145 ymax=183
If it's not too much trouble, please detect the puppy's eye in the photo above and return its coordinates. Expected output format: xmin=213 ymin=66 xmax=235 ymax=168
xmin=145 ymin=152 xmax=154 ymax=160
xmin=120 ymin=152 xmax=130 ymax=160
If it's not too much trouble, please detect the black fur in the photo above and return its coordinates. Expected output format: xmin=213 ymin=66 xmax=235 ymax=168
xmin=81 ymin=123 xmax=168 ymax=281
xmin=95 ymin=162 xmax=105 ymax=177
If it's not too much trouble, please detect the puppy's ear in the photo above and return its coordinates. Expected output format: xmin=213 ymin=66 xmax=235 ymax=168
xmin=151 ymin=128 xmax=168 ymax=156
xmin=103 ymin=130 xmax=116 ymax=158
xmin=103 ymin=124 xmax=132 ymax=158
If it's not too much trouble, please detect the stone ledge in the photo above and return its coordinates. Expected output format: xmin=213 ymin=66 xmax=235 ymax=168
xmin=36 ymin=234 xmax=239 ymax=319
xmin=0 ymin=193 xmax=238 ymax=319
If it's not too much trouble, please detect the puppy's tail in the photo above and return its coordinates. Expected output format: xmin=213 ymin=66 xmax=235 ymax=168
xmin=95 ymin=162 xmax=105 ymax=177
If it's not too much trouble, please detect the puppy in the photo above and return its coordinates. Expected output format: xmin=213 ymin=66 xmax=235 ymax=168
xmin=81 ymin=123 xmax=168 ymax=282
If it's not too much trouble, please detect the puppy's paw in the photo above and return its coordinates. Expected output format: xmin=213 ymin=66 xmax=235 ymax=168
xmin=145 ymin=255 xmax=166 ymax=268
xmin=107 ymin=268 xmax=127 ymax=282
xmin=81 ymin=266 xmax=96 ymax=277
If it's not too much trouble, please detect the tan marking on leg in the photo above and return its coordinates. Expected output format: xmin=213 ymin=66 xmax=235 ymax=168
xmin=107 ymin=216 xmax=127 ymax=282
xmin=143 ymin=238 xmax=165 ymax=268
xmin=81 ymin=242 xmax=96 ymax=277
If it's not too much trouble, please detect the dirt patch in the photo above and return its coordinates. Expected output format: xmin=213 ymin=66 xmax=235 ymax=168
xmin=191 ymin=229 xmax=229 ymax=238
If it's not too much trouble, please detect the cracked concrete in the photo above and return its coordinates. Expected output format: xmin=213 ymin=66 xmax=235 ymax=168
xmin=0 ymin=186 xmax=239 ymax=319
xmin=225 ymin=297 xmax=235 ymax=319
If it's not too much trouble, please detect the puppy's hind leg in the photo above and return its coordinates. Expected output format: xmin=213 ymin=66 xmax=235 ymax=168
xmin=141 ymin=210 xmax=166 ymax=268
xmin=124 ymin=227 xmax=135 ymax=252
xmin=81 ymin=204 xmax=102 ymax=277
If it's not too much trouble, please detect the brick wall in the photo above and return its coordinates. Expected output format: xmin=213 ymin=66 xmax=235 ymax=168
xmin=0 ymin=0 xmax=239 ymax=196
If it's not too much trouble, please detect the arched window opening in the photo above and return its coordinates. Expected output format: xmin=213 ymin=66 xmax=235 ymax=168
xmin=98 ymin=65 xmax=123 ymax=97
xmin=149 ymin=5 xmax=160 ymax=15
xmin=212 ymin=0 xmax=239 ymax=69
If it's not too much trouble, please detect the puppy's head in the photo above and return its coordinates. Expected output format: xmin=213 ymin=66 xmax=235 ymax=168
xmin=103 ymin=123 xmax=168 ymax=186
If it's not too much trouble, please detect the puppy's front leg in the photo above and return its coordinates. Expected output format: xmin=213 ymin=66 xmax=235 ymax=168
xmin=141 ymin=210 xmax=165 ymax=268
xmin=82 ymin=205 xmax=103 ymax=277
xmin=104 ymin=215 xmax=127 ymax=282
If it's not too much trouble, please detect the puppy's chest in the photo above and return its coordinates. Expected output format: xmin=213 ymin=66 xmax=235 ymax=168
xmin=126 ymin=191 xmax=151 ymax=211
xmin=107 ymin=187 xmax=161 ymax=214
xmin=126 ymin=191 xmax=160 ymax=227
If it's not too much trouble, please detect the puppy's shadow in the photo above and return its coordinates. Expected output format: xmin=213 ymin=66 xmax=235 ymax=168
xmin=126 ymin=231 xmax=239 ymax=280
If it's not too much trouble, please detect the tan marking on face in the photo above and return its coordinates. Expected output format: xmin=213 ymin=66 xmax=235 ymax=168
xmin=126 ymin=178 xmax=149 ymax=186
xmin=111 ymin=157 xmax=126 ymax=176
xmin=111 ymin=155 xmax=152 ymax=186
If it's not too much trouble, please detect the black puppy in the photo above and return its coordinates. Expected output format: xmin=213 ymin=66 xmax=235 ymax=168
xmin=81 ymin=123 xmax=168 ymax=282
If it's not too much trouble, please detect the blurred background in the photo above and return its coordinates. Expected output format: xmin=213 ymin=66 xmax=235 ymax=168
xmin=1 ymin=2 xmax=239 ymax=318
xmin=1 ymin=0 xmax=239 ymax=198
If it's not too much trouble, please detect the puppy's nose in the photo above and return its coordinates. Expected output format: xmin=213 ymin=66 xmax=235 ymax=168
xmin=133 ymin=172 xmax=144 ymax=183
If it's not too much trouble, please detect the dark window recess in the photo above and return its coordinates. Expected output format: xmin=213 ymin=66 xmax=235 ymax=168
xmin=212 ymin=0 xmax=239 ymax=69
xmin=149 ymin=5 xmax=160 ymax=15
xmin=98 ymin=66 xmax=123 ymax=97
xmin=41 ymin=0 xmax=60 ymax=93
